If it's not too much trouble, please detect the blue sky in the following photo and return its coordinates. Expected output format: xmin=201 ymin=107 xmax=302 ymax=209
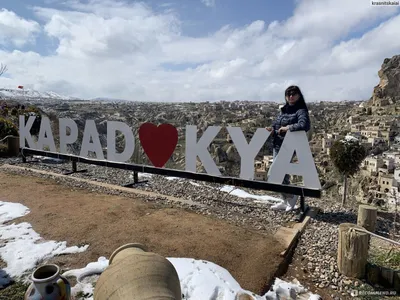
xmin=0 ymin=0 xmax=400 ymax=101
xmin=1 ymin=0 xmax=52 ymax=54
xmin=173 ymin=0 xmax=294 ymax=35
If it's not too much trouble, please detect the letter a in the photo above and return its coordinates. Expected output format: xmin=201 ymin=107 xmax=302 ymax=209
xmin=267 ymin=131 xmax=321 ymax=189
xmin=37 ymin=117 xmax=56 ymax=152
xmin=80 ymin=120 xmax=104 ymax=160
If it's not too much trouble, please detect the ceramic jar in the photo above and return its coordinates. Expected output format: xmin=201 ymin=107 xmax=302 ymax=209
xmin=25 ymin=264 xmax=71 ymax=300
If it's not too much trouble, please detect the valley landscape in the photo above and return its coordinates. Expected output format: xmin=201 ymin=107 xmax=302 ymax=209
xmin=0 ymin=55 xmax=399 ymax=299
xmin=1 ymin=1 xmax=400 ymax=299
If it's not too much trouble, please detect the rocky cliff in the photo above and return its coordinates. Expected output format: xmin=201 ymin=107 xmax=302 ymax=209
xmin=369 ymin=55 xmax=400 ymax=106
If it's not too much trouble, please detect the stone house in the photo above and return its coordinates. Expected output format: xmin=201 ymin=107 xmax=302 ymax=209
xmin=362 ymin=156 xmax=385 ymax=175
xmin=380 ymin=130 xmax=391 ymax=141
xmin=383 ymin=151 xmax=399 ymax=160
xmin=254 ymin=160 xmax=264 ymax=170
xmin=254 ymin=156 xmax=272 ymax=170
xmin=310 ymin=140 xmax=323 ymax=153
xmin=350 ymin=124 xmax=364 ymax=132
xmin=254 ymin=155 xmax=273 ymax=181
xmin=322 ymin=137 xmax=333 ymax=151
xmin=367 ymin=126 xmax=381 ymax=131
xmin=361 ymin=130 xmax=381 ymax=138
xmin=348 ymin=116 xmax=360 ymax=125
xmin=321 ymin=134 xmax=339 ymax=155
xmin=368 ymin=136 xmax=386 ymax=146
xmin=378 ymin=174 xmax=397 ymax=193
xmin=254 ymin=169 xmax=267 ymax=181
xmin=382 ymin=157 xmax=395 ymax=172
xmin=394 ymin=168 xmax=400 ymax=185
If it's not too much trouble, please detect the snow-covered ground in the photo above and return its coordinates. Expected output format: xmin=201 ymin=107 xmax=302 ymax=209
xmin=151 ymin=173 xmax=283 ymax=204
xmin=219 ymin=185 xmax=282 ymax=203
xmin=0 ymin=200 xmax=320 ymax=300
xmin=0 ymin=88 xmax=78 ymax=101
xmin=65 ymin=257 xmax=321 ymax=300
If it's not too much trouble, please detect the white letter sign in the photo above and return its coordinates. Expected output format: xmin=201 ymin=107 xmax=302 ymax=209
xmin=37 ymin=117 xmax=56 ymax=152
xmin=18 ymin=114 xmax=321 ymax=192
xmin=19 ymin=115 xmax=36 ymax=149
xmin=80 ymin=120 xmax=104 ymax=160
xmin=267 ymin=131 xmax=321 ymax=189
xmin=59 ymin=118 xmax=79 ymax=154
xmin=185 ymin=125 xmax=221 ymax=176
xmin=107 ymin=121 xmax=135 ymax=162
xmin=227 ymin=127 xmax=271 ymax=180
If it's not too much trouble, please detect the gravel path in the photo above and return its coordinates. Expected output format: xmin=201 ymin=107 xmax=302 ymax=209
xmin=1 ymin=156 xmax=398 ymax=299
xmin=284 ymin=203 xmax=399 ymax=299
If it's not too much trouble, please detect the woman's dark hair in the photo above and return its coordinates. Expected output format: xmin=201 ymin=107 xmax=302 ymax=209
xmin=282 ymin=85 xmax=308 ymax=111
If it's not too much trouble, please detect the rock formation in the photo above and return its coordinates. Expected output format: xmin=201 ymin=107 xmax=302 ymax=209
xmin=369 ymin=55 xmax=400 ymax=106
xmin=214 ymin=145 xmax=227 ymax=163
xmin=226 ymin=145 xmax=240 ymax=162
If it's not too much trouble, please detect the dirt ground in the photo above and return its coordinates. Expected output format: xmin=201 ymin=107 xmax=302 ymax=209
xmin=0 ymin=171 xmax=285 ymax=295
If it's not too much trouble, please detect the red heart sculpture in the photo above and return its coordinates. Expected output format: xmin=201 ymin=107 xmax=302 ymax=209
xmin=138 ymin=123 xmax=178 ymax=168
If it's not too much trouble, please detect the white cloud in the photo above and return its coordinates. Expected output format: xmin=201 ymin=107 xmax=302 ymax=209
xmin=201 ymin=0 xmax=216 ymax=8
xmin=0 ymin=9 xmax=41 ymax=47
xmin=274 ymin=0 xmax=399 ymax=40
xmin=33 ymin=1 xmax=180 ymax=59
xmin=0 ymin=0 xmax=399 ymax=102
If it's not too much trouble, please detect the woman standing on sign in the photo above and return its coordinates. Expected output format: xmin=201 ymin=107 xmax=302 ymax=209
xmin=266 ymin=85 xmax=311 ymax=211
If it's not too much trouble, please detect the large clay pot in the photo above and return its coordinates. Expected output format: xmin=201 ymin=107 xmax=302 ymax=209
xmin=94 ymin=243 xmax=182 ymax=300
xmin=24 ymin=264 xmax=71 ymax=300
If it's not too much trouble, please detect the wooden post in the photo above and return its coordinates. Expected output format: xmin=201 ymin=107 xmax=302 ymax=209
xmin=394 ymin=271 xmax=400 ymax=293
xmin=357 ymin=204 xmax=377 ymax=233
xmin=337 ymin=223 xmax=369 ymax=278
xmin=7 ymin=136 xmax=20 ymax=156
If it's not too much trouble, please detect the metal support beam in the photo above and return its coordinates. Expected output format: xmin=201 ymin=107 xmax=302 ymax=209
xmin=62 ymin=161 xmax=88 ymax=175
xmin=294 ymin=195 xmax=309 ymax=222
xmin=122 ymin=171 xmax=149 ymax=188
xmin=20 ymin=147 xmax=322 ymax=199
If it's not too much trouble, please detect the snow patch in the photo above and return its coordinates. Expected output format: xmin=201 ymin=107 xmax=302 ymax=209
xmin=220 ymin=185 xmax=282 ymax=203
xmin=64 ymin=257 xmax=321 ymax=300
xmin=0 ymin=88 xmax=78 ymax=100
xmin=0 ymin=201 xmax=89 ymax=287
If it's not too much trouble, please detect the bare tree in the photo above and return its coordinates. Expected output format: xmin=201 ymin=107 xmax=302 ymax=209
xmin=0 ymin=63 xmax=7 ymax=77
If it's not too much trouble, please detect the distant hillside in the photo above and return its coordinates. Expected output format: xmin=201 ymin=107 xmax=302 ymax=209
xmin=91 ymin=97 xmax=131 ymax=102
xmin=0 ymin=88 xmax=79 ymax=101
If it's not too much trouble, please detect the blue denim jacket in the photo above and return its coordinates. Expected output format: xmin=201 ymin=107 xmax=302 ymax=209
xmin=271 ymin=107 xmax=310 ymax=150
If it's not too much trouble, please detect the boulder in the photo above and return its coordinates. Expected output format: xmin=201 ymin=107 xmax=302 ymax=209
xmin=214 ymin=146 xmax=227 ymax=163
xmin=226 ymin=145 xmax=240 ymax=162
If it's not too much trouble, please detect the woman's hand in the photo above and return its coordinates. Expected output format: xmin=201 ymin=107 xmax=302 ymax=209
xmin=278 ymin=126 xmax=289 ymax=134
xmin=266 ymin=127 xmax=274 ymax=135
